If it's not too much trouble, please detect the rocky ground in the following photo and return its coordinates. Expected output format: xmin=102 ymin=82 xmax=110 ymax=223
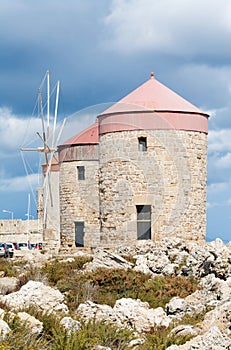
xmin=0 ymin=237 xmax=231 ymax=349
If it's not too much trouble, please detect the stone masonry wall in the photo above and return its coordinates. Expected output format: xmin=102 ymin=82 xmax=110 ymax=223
xmin=59 ymin=159 xmax=100 ymax=248
xmin=0 ymin=219 xmax=43 ymax=243
xmin=99 ymin=129 xmax=207 ymax=246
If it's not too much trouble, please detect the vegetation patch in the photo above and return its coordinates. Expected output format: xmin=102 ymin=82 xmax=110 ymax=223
xmin=42 ymin=265 xmax=200 ymax=311
xmin=1 ymin=310 xmax=134 ymax=350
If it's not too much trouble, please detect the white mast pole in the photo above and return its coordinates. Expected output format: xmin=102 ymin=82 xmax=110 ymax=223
xmin=27 ymin=193 xmax=30 ymax=221
xmin=52 ymin=80 xmax=60 ymax=148
xmin=47 ymin=70 xmax=50 ymax=141
xmin=27 ymin=193 xmax=31 ymax=245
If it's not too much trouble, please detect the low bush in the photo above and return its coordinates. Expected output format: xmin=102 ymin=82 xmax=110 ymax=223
xmin=41 ymin=256 xmax=93 ymax=286
xmin=58 ymin=267 xmax=199 ymax=311
xmin=1 ymin=310 xmax=134 ymax=350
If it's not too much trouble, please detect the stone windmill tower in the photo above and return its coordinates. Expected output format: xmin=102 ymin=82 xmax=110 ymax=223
xmin=58 ymin=73 xmax=209 ymax=249
xmin=97 ymin=72 xmax=209 ymax=246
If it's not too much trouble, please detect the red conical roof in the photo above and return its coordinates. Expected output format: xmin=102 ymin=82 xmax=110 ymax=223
xmin=98 ymin=73 xmax=209 ymax=135
xmin=100 ymin=72 xmax=206 ymax=115
xmin=60 ymin=120 xmax=99 ymax=146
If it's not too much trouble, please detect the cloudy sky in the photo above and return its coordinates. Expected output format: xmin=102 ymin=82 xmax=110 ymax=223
xmin=0 ymin=0 xmax=231 ymax=242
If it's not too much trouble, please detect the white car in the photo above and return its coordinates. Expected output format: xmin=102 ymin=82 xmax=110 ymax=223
xmin=5 ymin=243 xmax=14 ymax=258
xmin=18 ymin=242 xmax=29 ymax=250
xmin=0 ymin=243 xmax=9 ymax=258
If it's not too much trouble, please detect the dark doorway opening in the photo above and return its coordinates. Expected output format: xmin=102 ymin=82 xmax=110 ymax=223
xmin=137 ymin=205 xmax=151 ymax=240
xmin=75 ymin=221 xmax=85 ymax=247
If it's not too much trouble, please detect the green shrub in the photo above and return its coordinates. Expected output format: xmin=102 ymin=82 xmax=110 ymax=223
xmin=47 ymin=319 xmax=134 ymax=350
xmin=41 ymin=256 xmax=93 ymax=286
xmin=140 ymin=325 xmax=192 ymax=349
xmin=1 ymin=312 xmax=49 ymax=350
xmin=16 ymin=263 xmax=46 ymax=290
xmin=60 ymin=268 xmax=199 ymax=311
xmin=0 ymin=259 xmax=17 ymax=277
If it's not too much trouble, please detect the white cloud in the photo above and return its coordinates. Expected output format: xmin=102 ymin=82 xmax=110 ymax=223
xmin=215 ymin=152 xmax=231 ymax=169
xmin=206 ymin=202 xmax=219 ymax=209
xmin=207 ymin=182 xmax=228 ymax=195
xmin=208 ymin=129 xmax=231 ymax=152
xmin=0 ymin=173 xmax=39 ymax=193
xmin=103 ymin=0 xmax=231 ymax=56
xmin=0 ymin=107 xmax=41 ymax=154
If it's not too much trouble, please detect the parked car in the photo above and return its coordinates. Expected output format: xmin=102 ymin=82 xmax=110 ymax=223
xmin=12 ymin=242 xmax=20 ymax=250
xmin=36 ymin=242 xmax=43 ymax=250
xmin=30 ymin=243 xmax=36 ymax=250
xmin=5 ymin=243 xmax=14 ymax=258
xmin=18 ymin=242 xmax=29 ymax=250
xmin=0 ymin=242 xmax=9 ymax=258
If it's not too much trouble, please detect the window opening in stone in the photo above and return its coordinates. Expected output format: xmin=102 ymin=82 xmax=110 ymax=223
xmin=138 ymin=137 xmax=147 ymax=151
xmin=77 ymin=166 xmax=85 ymax=180
xmin=137 ymin=205 xmax=151 ymax=240
xmin=75 ymin=221 xmax=85 ymax=247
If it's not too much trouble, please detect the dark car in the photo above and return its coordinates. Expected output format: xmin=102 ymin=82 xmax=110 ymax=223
xmin=34 ymin=242 xmax=43 ymax=250
xmin=12 ymin=242 xmax=19 ymax=250
xmin=0 ymin=243 xmax=9 ymax=258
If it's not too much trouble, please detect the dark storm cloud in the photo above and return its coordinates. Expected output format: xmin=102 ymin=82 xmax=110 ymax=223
xmin=0 ymin=0 xmax=231 ymax=241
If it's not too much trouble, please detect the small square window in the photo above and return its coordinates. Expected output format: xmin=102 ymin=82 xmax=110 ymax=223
xmin=138 ymin=137 xmax=147 ymax=152
xmin=77 ymin=166 xmax=85 ymax=180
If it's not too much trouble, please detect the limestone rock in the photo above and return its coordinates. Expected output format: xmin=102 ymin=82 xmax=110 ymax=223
xmin=166 ymin=326 xmax=231 ymax=349
xmin=0 ymin=277 xmax=18 ymax=295
xmin=114 ymin=298 xmax=171 ymax=332
xmin=200 ymin=301 xmax=231 ymax=337
xmin=84 ymin=249 xmax=133 ymax=271
xmin=168 ymin=324 xmax=201 ymax=338
xmin=0 ymin=308 xmax=5 ymax=319
xmin=165 ymin=297 xmax=190 ymax=316
xmin=17 ymin=311 xmax=43 ymax=334
xmin=0 ymin=281 xmax=68 ymax=314
xmin=77 ymin=298 xmax=171 ymax=333
xmin=0 ymin=319 xmax=11 ymax=339
xmin=60 ymin=316 xmax=81 ymax=332
xmin=77 ymin=300 xmax=118 ymax=325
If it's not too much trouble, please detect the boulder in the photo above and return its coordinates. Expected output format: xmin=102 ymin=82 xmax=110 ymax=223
xmin=77 ymin=298 xmax=171 ymax=333
xmin=77 ymin=300 xmax=119 ymax=325
xmin=114 ymin=298 xmax=171 ymax=332
xmin=17 ymin=312 xmax=43 ymax=334
xmin=0 ymin=281 xmax=68 ymax=314
xmin=0 ymin=319 xmax=11 ymax=339
xmin=0 ymin=277 xmax=18 ymax=295
xmin=84 ymin=249 xmax=133 ymax=271
xmin=166 ymin=326 xmax=231 ymax=349
xmin=60 ymin=316 xmax=81 ymax=333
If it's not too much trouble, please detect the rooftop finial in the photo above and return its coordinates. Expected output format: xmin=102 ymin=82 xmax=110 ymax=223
xmin=150 ymin=72 xmax=155 ymax=79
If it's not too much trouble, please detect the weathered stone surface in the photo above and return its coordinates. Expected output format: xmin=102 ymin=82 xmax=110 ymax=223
xmin=135 ymin=250 xmax=171 ymax=275
xmin=0 ymin=237 xmax=230 ymax=347
xmin=77 ymin=298 xmax=171 ymax=333
xmin=17 ymin=312 xmax=43 ymax=334
xmin=84 ymin=249 xmax=133 ymax=271
xmin=114 ymin=298 xmax=171 ymax=332
xmin=0 ymin=281 xmax=68 ymax=314
xmin=168 ymin=324 xmax=201 ymax=338
xmin=0 ymin=277 xmax=18 ymax=295
xmin=166 ymin=326 xmax=231 ymax=350
xmin=77 ymin=301 xmax=118 ymax=325
xmin=0 ymin=319 xmax=11 ymax=338
xmin=180 ymin=242 xmax=231 ymax=279
xmin=165 ymin=297 xmax=191 ymax=316
xmin=200 ymin=301 xmax=231 ymax=337
xmin=0 ymin=308 xmax=5 ymax=319
xmin=60 ymin=316 xmax=81 ymax=333
xmin=99 ymin=130 xmax=207 ymax=245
